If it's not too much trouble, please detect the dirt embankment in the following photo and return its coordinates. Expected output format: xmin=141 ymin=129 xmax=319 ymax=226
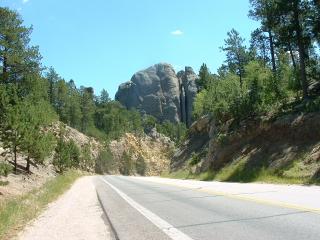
xmin=172 ymin=113 xmax=320 ymax=182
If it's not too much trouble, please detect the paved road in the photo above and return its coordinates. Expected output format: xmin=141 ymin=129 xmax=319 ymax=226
xmin=95 ymin=176 xmax=320 ymax=240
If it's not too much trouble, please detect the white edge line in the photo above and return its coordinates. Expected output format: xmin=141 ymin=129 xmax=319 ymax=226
xmin=101 ymin=177 xmax=194 ymax=240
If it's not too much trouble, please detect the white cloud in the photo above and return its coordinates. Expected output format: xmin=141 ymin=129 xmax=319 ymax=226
xmin=171 ymin=30 xmax=183 ymax=36
xmin=22 ymin=0 xmax=29 ymax=4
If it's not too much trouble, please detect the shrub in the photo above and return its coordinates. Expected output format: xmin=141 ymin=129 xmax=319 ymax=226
xmin=80 ymin=143 xmax=94 ymax=171
xmin=156 ymin=121 xmax=187 ymax=145
xmin=53 ymin=139 xmax=80 ymax=172
xmin=0 ymin=162 xmax=13 ymax=177
xmin=95 ymin=148 xmax=117 ymax=174
xmin=135 ymin=154 xmax=146 ymax=175
xmin=119 ymin=151 xmax=134 ymax=176
xmin=216 ymin=133 xmax=229 ymax=146
xmin=189 ymin=152 xmax=201 ymax=166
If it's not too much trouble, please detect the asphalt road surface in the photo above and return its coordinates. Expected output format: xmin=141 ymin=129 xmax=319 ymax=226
xmin=95 ymin=175 xmax=320 ymax=240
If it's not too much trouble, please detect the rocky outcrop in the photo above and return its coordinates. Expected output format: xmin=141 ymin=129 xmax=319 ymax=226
xmin=115 ymin=63 xmax=198 ymax=126
xmin=177 ymin=67 xmax=198 ymax=126
xmin=108 ymin=132 xmax=174 ymax=176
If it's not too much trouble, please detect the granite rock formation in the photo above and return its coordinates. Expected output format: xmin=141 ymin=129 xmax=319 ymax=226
xmin=115 ymin=63 xmax=198 ymax=126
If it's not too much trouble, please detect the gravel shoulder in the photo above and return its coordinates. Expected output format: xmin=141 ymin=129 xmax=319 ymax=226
xmin=18 ymin=176 xmax=112 ymax=240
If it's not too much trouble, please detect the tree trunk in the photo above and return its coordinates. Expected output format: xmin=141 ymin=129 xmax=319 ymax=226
xmin=13 ymin=144 xmax=17 ymax=173
xmin=288 ymin=43 xmax=297 ymax=70
xmin=26 ymin=155 xmax=30 ymax=174
xmin=268 ymin=30 xmax=277 ymax=73
xmin=293 ymin=1 xmax=309 ymax=99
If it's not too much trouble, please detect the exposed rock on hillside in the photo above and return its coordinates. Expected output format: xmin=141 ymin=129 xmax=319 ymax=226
xmin=172 ymin=115 xmax=210 ymax=171
xmin=172 ymin=112 xmax=320 ymax=182
xmin=115 ymin=63 xmax=198 ymax=126
xmin=108 ymin=132 xmax=174 ymax=176
xmin=48 ymin=122 xmax=101 ymax=160
xmin=177 ymin=67 xmax=198 ymax=126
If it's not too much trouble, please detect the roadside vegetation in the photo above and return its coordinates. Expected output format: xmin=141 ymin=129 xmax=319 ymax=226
xmin=162 ymin=164 xmax=320 ymax=185
xmin=166 ymin=0 xmax=320 ymax=184
xmin=0 ymin=170 xmax=83 ymax=240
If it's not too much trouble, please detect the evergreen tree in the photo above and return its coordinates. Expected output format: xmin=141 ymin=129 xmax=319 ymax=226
xmin=221 ymin=29 xmax=249 ymax=86
xmin=0 ymin=8 xmax=32 ymax=84
xmin=67 ymin=80 xmax=82 ymax=129
xmin=80 ymin=87 xmax=95 ymax=133
xmin=46 ymin=67 xmax=60 ymax=105
xmin=250 ymin=28 xmax=270 ymax=66
xmin=55 ymin=79 xmax=69 ymax=122
xmin=196 ymin=63 xmax=213 ymax=90
xmin=249 ymin=0 xmax=278 ymax=72
xmin=99 ymin=89 xmax=110 ymax=104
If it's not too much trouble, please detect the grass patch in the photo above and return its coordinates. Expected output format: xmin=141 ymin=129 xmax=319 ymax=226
xmin=161 ymin=170 xmax=192 ymax=179
xmin=163 ymin=158 xmax=319 ymax=185
xmin=0 ymin=170 xmax=84 ymax=240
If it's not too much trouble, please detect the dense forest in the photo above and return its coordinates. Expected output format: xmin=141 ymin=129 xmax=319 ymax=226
xmin=1 ymin=0 xmax=320 ymax=177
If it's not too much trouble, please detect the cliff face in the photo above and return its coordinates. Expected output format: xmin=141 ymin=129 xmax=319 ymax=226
xmin=115 ymin=63 xmax=198 ymax=126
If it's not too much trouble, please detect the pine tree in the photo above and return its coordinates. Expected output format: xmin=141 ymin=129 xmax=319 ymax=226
xmin=46 ymin=67 xmax=60 ymax=105
xmin=221 ymin=29 xmax=249 ymax=86
xmin=99 ymin=89 xmax=110 ymax=104
xmin=249 ymin=0 xmax=278 ymax=73
xmin=80 ymin=87 xmax=95 ymax=133
xmin=196 ymin=64 xmax=213 ymax=90
xmin=250 ymin=28 xmax=270 ymax=67
xmin=0 ymin=7 xmax=41 ymax=84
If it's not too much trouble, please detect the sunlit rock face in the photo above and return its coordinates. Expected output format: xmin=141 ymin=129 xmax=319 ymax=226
xmin=115 ymin=63 xmax=198 ymax=126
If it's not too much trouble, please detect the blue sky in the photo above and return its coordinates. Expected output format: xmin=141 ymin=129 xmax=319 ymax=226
xmin=0 ymin=0 xmax=259 ymax=98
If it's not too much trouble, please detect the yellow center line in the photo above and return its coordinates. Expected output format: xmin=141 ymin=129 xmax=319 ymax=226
xmin=145 ymin=179 xmax=320 ymax=215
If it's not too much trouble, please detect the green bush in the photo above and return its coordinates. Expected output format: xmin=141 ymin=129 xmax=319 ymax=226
xmin=120 ymin=151 xmax=134 ymax=176
xmin=189 ymin=152 xmax=201 ymax=166
xmin=156 ymin=121 xmax=187 ymax=145
xmin=135 ymin=154 xmax=146 ymax=175
xmin=95 ymin=148 xmax=117 ymax=174
xmin=0 ymin=162 xmax=13 ymax=177
xmin=80 ymin=143 xmax=94 ymax=171
xmin=193 ymin=60 xmax=290 ymax=124
xmin=53 ymin=139 xmax=81 ymax=172
xmin=216 ymin=133 xmax=229 ymax=146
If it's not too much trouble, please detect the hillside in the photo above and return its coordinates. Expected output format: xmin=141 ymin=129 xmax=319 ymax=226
xmin=170 ymin=112 xmax=320 ymax=184
xmin=0 ymin=122 xmax=101 ymax=200
xmin=106 ymin=131 xmax=174 ymax=176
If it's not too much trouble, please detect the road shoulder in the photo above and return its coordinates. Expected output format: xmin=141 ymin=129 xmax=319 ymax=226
xmin=18 ymin=176 xmax=112 ymax=240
